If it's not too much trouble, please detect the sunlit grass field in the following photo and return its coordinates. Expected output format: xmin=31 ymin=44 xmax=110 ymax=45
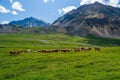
xmin=0 ymin=33 xmax=120 ymax=80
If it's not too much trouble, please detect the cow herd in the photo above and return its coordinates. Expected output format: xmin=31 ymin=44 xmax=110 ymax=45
xmin=9 ymin=47 xmax=101 ymax=55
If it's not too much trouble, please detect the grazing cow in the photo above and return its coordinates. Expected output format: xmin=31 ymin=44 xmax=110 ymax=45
xmin=52 ymin=49 xmax=59 ymax=53
xmin=81 ymin=47 xmax=85 ymax=51
xmin=45 ymin=50 xmax=53 ymax=53
xmin=34 ymin=49 xmax=58 ymax=53
xmin=10 ymin=50 xmax=22 ymax=55
xmin=33 ymin=50 xmax=41 ymax=53
xmin=10 ymin=51 xmax=16 ymax=55
xmin=95 ymin=47 xmax=101 ymax=51
xmin=41 ymin=50 xmax=47 ymax=53
xmin=74 ymin=47 xmax=85 ymax=52
xmin=84 ymin=48 xmax=91 ymax=51
xmin=60 ymin=48 xmax=72 ymax=53
xmin=41 ymin=50 xmax=53 ymax=53
xmin=17 ymin=50 xmax=23 ymax=54
xmin=37 ymin=50 xmax=43 ymax=53
xmin=23 ymin=49 xmax=32 ymax=53
xmin=74 ymin=48 xmax=82 ymax=52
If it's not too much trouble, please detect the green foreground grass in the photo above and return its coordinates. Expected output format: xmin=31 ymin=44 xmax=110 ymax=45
xmin=0 ymin=33 xmax=120 ymax=80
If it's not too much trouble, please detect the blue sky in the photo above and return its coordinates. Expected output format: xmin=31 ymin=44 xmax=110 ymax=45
xmin=0 ymin=0 xmax=80 ymax=24
xmin=0 ymin=0 xmax=120 ymax=24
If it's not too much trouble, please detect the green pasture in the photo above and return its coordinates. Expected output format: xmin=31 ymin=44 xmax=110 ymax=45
xmin=0 ymin=33 xmax=120 ymax=80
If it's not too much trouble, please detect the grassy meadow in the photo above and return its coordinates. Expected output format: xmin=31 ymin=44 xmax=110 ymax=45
xmin=0 ymin=33 xmax=120 ymax=80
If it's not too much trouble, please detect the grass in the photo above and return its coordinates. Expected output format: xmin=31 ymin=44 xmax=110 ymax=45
xmin=0 ymin=33 xmax=120 ymax=80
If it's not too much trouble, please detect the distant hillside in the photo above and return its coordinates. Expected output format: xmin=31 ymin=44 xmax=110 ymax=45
xmin=0 ymin=24 xmax=48 ymax=34
xmin=0 ymin=24 xmax=14 ymax=33
xmin=51 ymin=2 xmax=120 ymax=38
xmin=9 ymin=17 xmax=50 ymax=27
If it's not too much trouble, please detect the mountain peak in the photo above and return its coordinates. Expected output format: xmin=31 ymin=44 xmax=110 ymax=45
xmin=27 ymin=16 xmax=38 ymax=20
xmin=25 ymin=17 xmax=38 ymax=21
xmin=94 ymin=2 xmax=102 ymax=5
xmin=92 ymin=1 xmax=106 ymax=8
xmin=9 ymin=17 xmax=50 ymax=27
xmin=29 ymin=16 xmax=34 ymax=18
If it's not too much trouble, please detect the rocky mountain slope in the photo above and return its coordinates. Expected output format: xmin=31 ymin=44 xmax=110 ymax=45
xmin=51 ymin=2 xmax=120 ymax=38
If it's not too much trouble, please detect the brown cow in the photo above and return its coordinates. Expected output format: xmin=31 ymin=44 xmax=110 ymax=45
xmin=10 ymin=50 xmax=22 ymax=55
xmin=34 ymin=49 xmax=59 ymax=53
xmin=10 ymin=51 xmax=16 ymax=55
xmin=33 ymin=50 xmax=41 ymax=53
xmin=52 ymin=49 xmax=59 ymax=53
xmin=41 ymin=50 xmax=53 ymax=53
xmin=74 ymin=48 xmax=82 ymax=52
xmin=84 ymin=48 xmax=91 ymax=51
xmin=60 ymin=48 xmax=71 ymax=53
xmin=38 ymin=50 xmax=42 ymax=52
xmin=74 ymin=47 xmax=85 ymax=52
xmin=23 ymin=49 xmax=32 ymax=53
xmin=95 ymin=47 xmax=101 ymax=51
xmin=80 ymin=47 xmax=85 ymax=51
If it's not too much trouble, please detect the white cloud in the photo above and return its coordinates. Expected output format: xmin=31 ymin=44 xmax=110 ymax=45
xmin=109 ymin=0 xmax=120 ymax=7
xmin=80 ymin=0 xmax=104 ymax=5
xmin=11 ymin=11 xmax=18 ymax=15
xmin=43 ymin=0 xmax=55 ymax=3
xmin=12 ymin=1 xmax=25 ymax=11
xmin=0 ymin=5 xmax=18 ymax=15
xmin=52 ymin=0 xmax=55 ymax=3
xmin=9 ymin=0 xmax=13 ymax=3
xmin=43 ymin=0 xmax=49 ymax=3
xmin=58 ymin=9 xmax=63 ymax=14
xmin=0 ymin=5 xmax=10 ymax=13
xmin=80 ymin=0 xmax=120 ymax=7
xmin=1 ymin=21 xmax=9 ymax=24
xmin=58 ymin=6 xmax=77 ymax=14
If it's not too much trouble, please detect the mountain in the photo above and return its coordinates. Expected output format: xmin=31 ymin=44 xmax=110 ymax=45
xmin=51 ymin=2 xmax=120 ymax=38
xmin=9 ymin=17 xmax=50 ymax=27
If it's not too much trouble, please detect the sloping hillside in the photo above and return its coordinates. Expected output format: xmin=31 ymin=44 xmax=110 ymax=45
xmin=51 ymin=2 xmax=120 ymax=38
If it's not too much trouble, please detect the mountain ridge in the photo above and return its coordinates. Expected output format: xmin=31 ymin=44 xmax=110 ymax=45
xmin=9 ymin=17 xmax=50 ymax=27
xmin=51 ymin=2 xmax=120 ymax=38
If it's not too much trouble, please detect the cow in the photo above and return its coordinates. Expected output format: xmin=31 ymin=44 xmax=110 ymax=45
xmin=81 ymin=47 xmax=85 ymax=51
xmin=52 ymin=49 xmax=59 ymax=53
xmin=10 ymin=50 xmax=22 ymax=55
xmin=95 ymin=47 xmax=101 ymax=51
xmin=34 ymin=49 xmax=59 ymax=53
xmin=23 ymin=49 xmax=32 ymax=53
xmin=74 ymin=47 xmax=85 ymax=52
xmin=41 ymin=50 xmax=53 ymax=53
xmin=84 ymin=48 xmax=91 ymax=51
xmin=60 ymin=48 xmax=72 ymax=53
xmin=37 ymin=50 xmax=43 ymax=53
xmin=74 ymin=48 xmax=82 ymax=52
xmin=10 ymin=51 xmax=16 ymax=55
